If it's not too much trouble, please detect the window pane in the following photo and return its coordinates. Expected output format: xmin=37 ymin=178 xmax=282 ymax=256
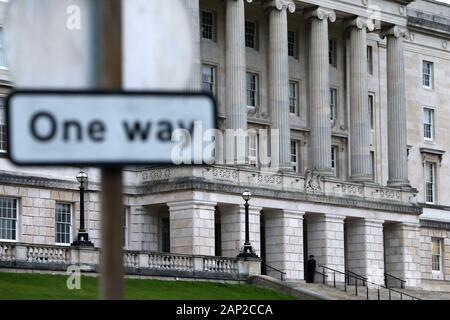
xmin=246 ymin=73 xmax=258 ymax=107
xmin=245 ymin=21 xmax=256 ymax=49
xmin=201 ymin=11 xmax=215 ymax=41
xmin=202 ymin=65 xmax=216 ymax=95
xmin=55 ymin=202 xmax=71 ymax=244
xmin=0 ymin=197 xmax=18 ymax=241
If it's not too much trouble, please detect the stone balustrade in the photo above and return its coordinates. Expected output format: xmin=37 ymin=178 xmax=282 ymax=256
xmin=0 ymin=243 xmax=260 ymax=281
xmin=140 ymin=166 xmax=417 ymax=205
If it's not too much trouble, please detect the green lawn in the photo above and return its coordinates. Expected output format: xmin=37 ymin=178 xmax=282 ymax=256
xmin=0 ymin=272 xmax=296 ymax=300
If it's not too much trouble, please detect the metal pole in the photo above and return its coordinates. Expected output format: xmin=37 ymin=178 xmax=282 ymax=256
xmin=97 ymin=0 xmax=124 ymax=300
xmin=79 ymin=184 xmax=85 ymax=231
xmin=244 ymin=200 xmax=250 ymax=250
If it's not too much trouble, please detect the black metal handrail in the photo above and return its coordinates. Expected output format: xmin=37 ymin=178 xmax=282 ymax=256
xmin=264 ymin=264 xmax=287 ymax=281
xmin=385 ymin=272 xmax=406 ymax=289
xmin=319 ymin=265 xmax=420 ymax=300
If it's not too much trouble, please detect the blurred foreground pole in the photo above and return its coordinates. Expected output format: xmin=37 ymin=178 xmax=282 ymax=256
xmin=97 ymin=0 xmax=124 ymax=300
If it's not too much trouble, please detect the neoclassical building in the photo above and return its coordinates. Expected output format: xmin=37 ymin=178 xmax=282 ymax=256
xmin=1 ymin=0 xmax=450 ymax=292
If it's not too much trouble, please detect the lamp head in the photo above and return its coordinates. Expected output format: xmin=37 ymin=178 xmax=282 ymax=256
xmin=242 ymin=190 xmax=252 ymax=202
xmin=76 ymin=171 xmax=88 ymax=184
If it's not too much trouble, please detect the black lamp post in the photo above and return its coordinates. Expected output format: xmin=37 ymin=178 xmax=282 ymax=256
xmin=72 ymin=171 xmax=93 ymax=246
xmin=238 ymin=190 xmax=259 ymax=258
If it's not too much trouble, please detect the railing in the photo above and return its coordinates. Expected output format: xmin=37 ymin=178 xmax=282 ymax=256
xmin=26 ymin=245 xmax=69 ymax=264
xmin=0 ymin=243 xmax=14 ymax=261
xmin=264 ymin=264 xmax=287 ymax=281
xmin=140 ymin=166 xmax=418 ymax=206
xmin=148 ymin=253 xmax=193 ymax=271
xmin=319 ymin=265 xmax=420 ymax=300
xmin=203 ymin=257 xmax=238 ymax=274
xmin=385 ymin=272 xmax=406 ymax=289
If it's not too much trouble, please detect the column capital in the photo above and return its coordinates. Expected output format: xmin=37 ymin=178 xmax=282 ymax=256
xmin=304 ymin=7 xmax=336 ymax=22
xmin=380 ymin=25 xmax=409 ymax=39
xmin=263 ymin=0 xmax=296 ymax=13
xmin=344 ymin=17 xmax=375 ymax=32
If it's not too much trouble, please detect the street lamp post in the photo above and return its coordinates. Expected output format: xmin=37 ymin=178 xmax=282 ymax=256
xmin=72 ymin=171 xmax=93 ymax=246
xmin=238 ymin=190 xmax=259 ymax=258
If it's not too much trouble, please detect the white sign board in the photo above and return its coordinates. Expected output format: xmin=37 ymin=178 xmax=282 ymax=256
xmin=4 ymin=0 xmax=194 ymax=90
xmin=7 ymin=91 xmax=217 ymax=165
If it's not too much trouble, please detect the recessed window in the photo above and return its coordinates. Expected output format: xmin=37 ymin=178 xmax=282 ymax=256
xmin=290 ymin=140 xmax=299 ymax=173
xmin=0 ymin=100 xmax=6 ymax=153
xmin=202 ymin=64 xmax=217 ymax=96
xmin=331 ymin=146 xmax=338 ymax=176
xmin=246 ymin=72 xmax=259 ymax=108
xmin=431 ymin=238 xmax=442 ymax=273
xmin=423 ymin=108 xmax=434 ymax=142
xmin=367 ymin=46 xmax=373 ymax=75
xmin=329 ymin=38 xmax=337 ymax=67
xmin=245 ymin=21 xmax=258 ymax=49
xmin=0 ymin=197 xmax=18 ymax=241
xmin=371 ymin=151 xmax=375 ymax=181
xmin=248 ymin=133 xmax=258 ymax=167
xmin=289 ymin=81 xmax=299 ymax=115
xmin=123 ymin=207 xmax=129 ymax=248
xmin=330 ymin=88 xmax=337 ymax=122
xmin=425 ymin=161 xmax=436 ymax=204
xmin=288 ymin=30 xmax=297 ymax=58
xmin=55 ymin=202 xmax=72 ymax=245
xmin=368 ymin=95 xmax=374 ymax=130
xmin=201 ymin=10 xmax=216 ymax=41
xmin=422 ymin=61 xmax=434 ymax=89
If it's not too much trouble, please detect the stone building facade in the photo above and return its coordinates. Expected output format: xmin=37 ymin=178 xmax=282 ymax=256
xmin=1 ymin=0 xmax=450 ymax=291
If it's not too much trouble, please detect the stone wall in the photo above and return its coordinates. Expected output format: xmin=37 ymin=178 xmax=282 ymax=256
xmin=420 ymin=226 xmax=450 ymax=282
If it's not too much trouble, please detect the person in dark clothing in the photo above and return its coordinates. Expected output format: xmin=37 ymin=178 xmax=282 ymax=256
xmin=306 ymin=255 xmax=317 ymax=283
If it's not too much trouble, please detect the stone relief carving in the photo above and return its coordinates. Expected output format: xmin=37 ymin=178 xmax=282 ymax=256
xmin=304 ymin=169 xmax=321 ymax=193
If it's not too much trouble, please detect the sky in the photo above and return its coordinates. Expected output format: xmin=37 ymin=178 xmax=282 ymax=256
xmin=435 ymin=0 xmax=450 ymax=4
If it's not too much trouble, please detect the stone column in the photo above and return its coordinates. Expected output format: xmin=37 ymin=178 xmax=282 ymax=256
xmin=346 ymin=18 xmax=375 ymax=182
xmin=225 ymin=0 xmax=252 ymax=165
xmin=221 ymin=204 xmax=261 ymax=257
xmin=265 ymin=210 xmax=304 ymax=280
xmin=264 ymin=0 xmax=296 ymax=171
xmin=380 ymin=26 xmax=410 ymax=187
xmin=306 ymin=214 xmax=345 ymax=282
xmin=167 ymin=200 xmax=217 ymax=256
xmin=186 ymin=0 xmax=202 ymax=90
xmin=305 ymin=8 xmax=336 ymax=175
xmin=346 ymin=218 xmax=385 ymax=286
xmin=384 ymin=222 xmax=421 ymax=288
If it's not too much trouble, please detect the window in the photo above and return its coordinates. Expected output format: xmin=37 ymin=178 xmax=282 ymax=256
xmin=368 ymin=95 xmax=374 ymax=130
xmin=331 ymin=146 xmax=338 ymax=176
xmin=0 ymin=28 xmax=5 ymax=68
xmin=245 ymin=21 xmax=257 ymax=49
xmin=367 ymin=46 xmax=373 ymax=75
xmin=123 ymin=207 xmax=129 ymax=248
xmin=431 ymin=238 xmax=442 ymax=273
xmin=330 ymin=88 xmax=337 ymax=122
xmin=329 ymin=39 xmax=337 ymax=66
xmin=0 ymin=100 xmax=6 ymax=153
xmin=290 ymin=140 xmax=299 ymax=173
xmin=288 ymin=30 xmax=297 ymax=58
xmin=289 ymin=81 xmax=299 ymax=115
xmin=246 ymin=73 xmax=259 ymax=108
xmin=201 ymin=11 xmax=216 ymax=41
xmin=425 ymin=161 xmax=436 ymax=204
xmin=248 ymin=133 xmax=258 ymax=167
xmin=202 ymin=64 xmax=217 ymax=96
xmin=423 ymin=61 xmax=433 ymax=89
xmin=423 ymin=108 xmax=434 ymax=142
xmin=0 ymin=197 xmax=18 ymax=241
xmin=55 ymin=202 xmax=72 ymax=245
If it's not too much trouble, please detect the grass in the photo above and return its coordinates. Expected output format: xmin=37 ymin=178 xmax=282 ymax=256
xmin=0 ymin=272 xmax=296 ymax=300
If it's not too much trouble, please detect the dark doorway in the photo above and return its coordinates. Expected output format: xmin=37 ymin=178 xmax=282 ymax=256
xmin=260 ymin=213 xmax=267 ymax=275
xmin=303 ymin=217 xmax=308 ymax=280
xmin=161 ymin=217 xmax=170 ymax=253
xmin=215 ymin=207 xmax=222 ymax=256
